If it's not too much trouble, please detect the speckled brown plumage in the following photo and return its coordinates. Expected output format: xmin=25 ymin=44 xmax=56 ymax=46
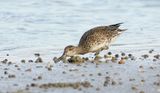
xmin=59 ymin=23 xmax=126 ymax=59
xmin=78 ymin=23 xmax=126 ymax=54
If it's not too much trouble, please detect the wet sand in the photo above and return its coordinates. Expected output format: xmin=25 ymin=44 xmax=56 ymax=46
xmin=0 ymin=50 xmax=160 ymax=93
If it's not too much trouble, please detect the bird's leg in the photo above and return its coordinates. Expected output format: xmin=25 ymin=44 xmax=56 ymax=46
xmin=94 ymin=50 xmax=101 ymax=56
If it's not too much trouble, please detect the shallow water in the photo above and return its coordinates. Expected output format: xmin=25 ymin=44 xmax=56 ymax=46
xmin=0 ymin=0 xmax=160 ymax=57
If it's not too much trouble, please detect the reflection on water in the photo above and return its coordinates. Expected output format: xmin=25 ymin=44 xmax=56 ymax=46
xmin=0 ymin=0 xmax=160 ymax=56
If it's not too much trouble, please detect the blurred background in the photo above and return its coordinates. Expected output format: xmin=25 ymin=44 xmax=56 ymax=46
xmin=0 ymin=0 xmax=160 ymax=57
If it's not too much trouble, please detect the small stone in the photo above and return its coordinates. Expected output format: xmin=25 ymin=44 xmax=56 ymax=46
xmin=128 ymin=54 xmax=132 ymax=58
xmin=156 ymin=74 xmax=160 ymax=77
xmin=21 ymin=59 xmax=25 ymax=63
xmin=141 ymin=80 xmax=145 ymax=83
xmin=121 ymin=52 xmax=125 ymax=56
xmin=15 ymin=65 xmax=19 ymax=67
xmin=115 ymin=54 xmax=119 ymax=58
xmin=108 ymin=52 xmax=112 ymax=55
xmin=97 ymin=73 xmax=102 ymax=76
xmin=111 ymin=80 xmax=116 ymax=85
xmin=35 ymin=57 xmax=43 ymax=63
xmin=8 ymin=74 xmax=16 ymax=78
xmin=154 ymin=54 xmax=160 ymax=59
xmin=4 ymin=71 xmax=8 ymax=75
xmin=1 ymin=59 xmax=8 ymax=64
xmin=149 ymin=66 xmax=154 ymax=69
xmin=25 ymin=69 xmax=31 ymax=72
xmin=149 ymin=49 xmax=154 ymax=53
xmin=153 ymin=59 xmax=157 ymax=61
xmin=89 ymin=74 xmax=93 ymax=76
xmin=6 ymin=54 xmax=9 ymax=56
xmin=118 ymin=59 xmax=125 ymax=64
xmin=47 ymin=67 xmax=52 ymax=71
xmin=131 ymin=86 xmax=137 ymax=90
xmin=28 ymin=60 xmax=33 ymax=62
xmin=139 ymin=65 xmax=143 ymax=68
xmin=8 ymin=61 xmax=12 ymax=65
xmin=141 ymin=54 xmax=149 ymax=59
xmin=31 ymin=83 xmax=37 ymax=87
xmin=61 ymin=71 xmax=66 ymax=74
xmin=81 ymin=74 xmax=85 ymax=77
xmin=129 ymin=78 xmax=135 ymax=81
xmin=34 ymin=53 xmax=40 ymax=57
xmin=37 ymin=76 xmax=42 ymax=80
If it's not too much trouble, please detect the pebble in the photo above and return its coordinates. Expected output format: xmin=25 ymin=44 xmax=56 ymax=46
xmin=111 ymin=80 xmax=116 ymax=85
xmin=149 ymin=49 xmax=154 ymax=53
xmin=115 ymin=54 xmax=119 ymax=58
xmin=118 ymin=59 xmax=125 ymax=64
xmin=154 ymin=54 xmax=160 ymax=59
xmin=4 ymin=71 xmax=8 ymax=75
xmin=1 ymin=59 xmax=8 ymax=64
xmin=128 ymin=54 xmax=132 ymax=58
xmin=141 ymin=54 xmax=149 ymax=59
xmin=62 ymin=71 xmax=66 ymax=74
xmin=35 ymin=57 xmax=43 ymax=63
xmin=37 ymin=76 xmax=42 ymax=80
xmin=89 ymin=74 xmax=93 ymax=76
xmin=28 ymin=60 xmax=33 ymax=63
xmin=97 ymin=73 xmax=102 ymax=76
xmin=31 ymin=83 xmax=37 ymax=87
xmin=108 ymin=52 xmax=112 ymax=55
xmin=34 ymin=53 xmax=40 ymax=57
xmin=121 ymin=52 xmax=125 ymax=56
xmin=131 ymin=86 xmax=138 ymax=90
xmin=8 ymin=74 xmax=16 ymax=78
xmin=21 ymin=59 xmax=26 ymax=63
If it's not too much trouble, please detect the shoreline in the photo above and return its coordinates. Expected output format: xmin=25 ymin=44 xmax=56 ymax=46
xmin=0 ymin=49 xmax=160 ymax=93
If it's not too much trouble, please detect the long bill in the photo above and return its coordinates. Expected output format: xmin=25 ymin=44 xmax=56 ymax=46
xmin=56 ymin=53 xmax=67 ymax=62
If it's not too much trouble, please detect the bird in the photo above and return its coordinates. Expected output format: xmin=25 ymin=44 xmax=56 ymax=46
xmin=58 ymin=23 xmax=127 ymax=61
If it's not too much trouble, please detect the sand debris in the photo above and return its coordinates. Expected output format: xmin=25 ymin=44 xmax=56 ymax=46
xmin=31 ymin=81 xmax=93 ymax=89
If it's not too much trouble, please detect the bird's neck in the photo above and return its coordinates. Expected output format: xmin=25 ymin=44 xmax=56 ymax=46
xmin=75 ymin=46 xmax=86 ymax=55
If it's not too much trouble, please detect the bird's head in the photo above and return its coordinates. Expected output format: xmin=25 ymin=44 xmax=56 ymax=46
xmin=59 ymin=45 xmax=78 ymax=60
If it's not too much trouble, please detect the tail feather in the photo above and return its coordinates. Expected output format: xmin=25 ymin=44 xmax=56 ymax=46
xmin=108 ymin=22 xmax=124 ymax=31
xmin=117 ymin=29 xmax=127 ymax=32
xmin=109 ymin=22 xmax=123 ymax=27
